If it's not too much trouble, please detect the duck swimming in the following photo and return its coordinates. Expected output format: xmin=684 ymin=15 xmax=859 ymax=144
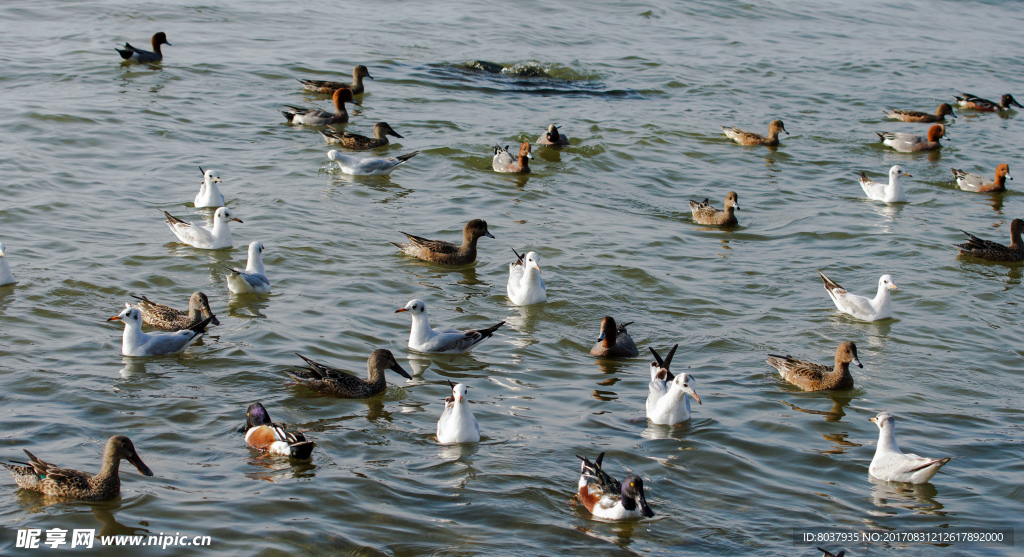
xmin=282 ymin=88 xmax=358 ymax=126
xmin=128 ymin=291 xmax=220 ymax=330
xmin=242 ymin=402 xmax=315 ymax=460
xmin=391 ymin=219 xmax=494 ymax=266
xmin=288 ymin=349 xmax=411 ymax=398
xmin=766 ymin=341 xmax=861 ymax=391
xmin=590 ymin=316 xmax=638 ymax=358
xmin=115 ymin=32 xmax=170 ymax=63
xmin=575 ymin=452 xmax=654 ymax=520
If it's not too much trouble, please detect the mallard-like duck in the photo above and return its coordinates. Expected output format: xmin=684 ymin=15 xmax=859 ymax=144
xmin=882 ymin=103 xmax=955 ymax=123
xmin=282 ymin=88 xmax=358 ymax=126
xmin=288 ymin=349 xmax=411 ymax=398
xmin=575 ymin=452 xmax=654 ymax=520
xmin=590 ymin=316 xmax=638 ymax=358
xmin=690 ymin=191 xmax=739 ymax=226
xmin=722 ymin=119 xmax=787 ymax=146
xmin=298 ymin=65 xmax=373 ymax=95
xmin=391 ymin=219 xmax=494 ymax=266
xmin=128 ymin=291 xmax=220 ymax=330
xmin=3 ymin=436 xmax=153 ymax=500
xmin=242 ymin=402 xmax=315 ymax=460
xmin=951 ymin=164 xmax=1011 ymax=193
xmin=876 ymin=124 xmax=945 ymax=152
xmin=955 ymin=219 xmax=1024 ymax=262
xmin=115 ymin=32 xmax=170 ymax=63
xmin=319 ymin=122 xmax=402 ymax=149
xmin=766 ymin=341 xmax=861 ymax=391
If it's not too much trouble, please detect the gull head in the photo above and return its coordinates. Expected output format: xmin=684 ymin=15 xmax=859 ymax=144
xmin=879 ymin=275 xmax=897 ymax=291
xmin=869 ymin=411 xmax=895 ymax=431
xmin=248 ymin=241 xmax=265 ymax=260
xmin=0 ymin=241 xmax=6 ymax=257
xmin=890 ymin=165 xmax=911 ymax=179
xmin=396 ymin=298 xmax=426 ymax=315
xmin=215 ymin=207 xmax=243 ymax=224
xmin=108 ymin=307 xmax=143 ymax=325
xmin=203 ymin=169 xmax=222 ymax=184
xmin=449 ymin=381 xmax=470 ymax=403
xmin=327 ymin=150 xmax=340 ymax=162
xmin=524 ymin=251 xmax=541 ymax=273
xmin=673 ymin=373 xmax=701 ymax=405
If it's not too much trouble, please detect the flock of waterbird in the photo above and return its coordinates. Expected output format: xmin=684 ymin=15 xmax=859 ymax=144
xmin=0 ymin=33 xmax=1017 ymax=538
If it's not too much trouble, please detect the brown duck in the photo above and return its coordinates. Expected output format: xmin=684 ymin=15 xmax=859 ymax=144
xmin=590 ymin=316 xmax=639 ymax=358
xmin=2 ymin=436 xmax=153 ymax=501
xmin=955 ymin=218 xmax=1024 ymax=262
xmin=298 ymin=65 xmax=373 ymax=95
xmin=690 ymin=191 xmax=739 ymax=226
xmin=951 ymin=164 xmax=1011 ymax=193
xmin=495 ymin=142 xmax=533 ymax=173
xmin=722 ymin=119 xmax=788 ymax=146
xmin=281 ymin=87 xmax=358 ymax=126
xmin=288 ymin=349 xmax=411 ymax=398
xmin=883 ymin=103 xmax=956 ymax=123
xmin=320 ymin=122 xmax=403 ymax=149
xmin=766 ymin=341 xmax=862 ymax=391
xmin=391 ymin=219 xmax=495 ymax=265
xmin=128 ymin=291 xmax=220 ymax=330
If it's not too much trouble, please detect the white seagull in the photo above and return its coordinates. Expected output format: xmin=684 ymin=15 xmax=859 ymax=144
xmin=507 ymin=249 xmax=546 ymax=306
xmin=869 ymin=411 xmax=955 ymax=483
xmin=395 ymin=299 xmax=504 ymax=354
xmin=225 ymin=241 xmax=270 ymax=294
xmin=327 ymin=149 xmax=419 ymax=175
xmin=194 ymin=167 xmax=226 ymax=208
xmin=437 ymin=381 xmax=480 ymax=444
xmin=646 ymin=345 xmax=701 ymax=425
xmin=0 ymin=242 xmax=15 ymax=286
xmin=858 ymin=165 xmax=911 ymax=203
xmin=108 ymin=307 xmax=210 ymax=356
xmin=163 ymin=207 xmax=241 ymax=250
xmin=818 ymin=270 xmax=897 ymax=322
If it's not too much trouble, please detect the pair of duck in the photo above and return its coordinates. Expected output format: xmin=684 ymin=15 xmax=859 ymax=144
xmin=282 ymin=65 xmax=373 ymax=126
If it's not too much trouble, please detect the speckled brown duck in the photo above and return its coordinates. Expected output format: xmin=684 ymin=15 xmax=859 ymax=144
xmin=766 ymin=341 xmax=862 ymax=391
xmin=391 ymin=219 xmax=495 ymax=265
xmin=320 ymin=122 xmax=402 ymax=149
xmin=2 ymin=436 xmax=153 ymax=501
xmin=883 ymin=103 xmax=956 ymax=123
xmin=952 ymin=164 xmax=1011 ymax=193
xmin=590 ymin=316 xmax=639 ymax=358
xmin=128 ymin=291 xmax=220 ymax=330
xmin=722 ymin=119 xmax=788 ymax=146
xmin=288 ymin=349 xmax=411 ymax=398
xmin=690 ymin=191 xmax=739 ymax=226
xmin=955 ymin=218 xmax=1024 ymax=262
xmin=298 ymin=65 xmax=373 ymax=95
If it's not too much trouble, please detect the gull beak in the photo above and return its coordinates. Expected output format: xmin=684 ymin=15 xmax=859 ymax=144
xmin=107 ymin=315 xmax=122 ymax=322
xmin=686 ymin=387 xmax=701 ymax=405
xmin=231 ymin=218 xmax=243 ymax=223
xmin=0 ymin=250 xmax=4 ymax=257
xmin=869 ymin=417 xmax=877 ymax=423
xmin=889 ymin=283 xmax=898 ymax=290
xmin=214 ymin=177 xmax=222 ymax=183
xmin=129 ymin=453 xmax=154 ymax=477
xmin=395 ymin=308 xmax=408 ymax=313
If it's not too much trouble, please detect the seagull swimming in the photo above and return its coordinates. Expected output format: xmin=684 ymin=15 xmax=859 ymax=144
xmin=163 ymin=207 xmax=241 ymax=250
xmin=194 ymin=167 xmax=226 ymax=208
xmin=395 ymin=299 xmax=504 ymax=354
xmin=818 ymin=270 xmax=897 ymax=322
xmin=0 ymin=242 xmax=15 ymax=286
xmin=646 ymin=345 xmax=701 ymax=425
xmin=327 ymin=149 xmax=419 ymax=175
xmin=869 ymin=411 xmax=955 ymax=484
xmin=108 ymin=307 xmax=210 ymax=356
xmin=225 ymin=241 xmax=270 ymax=294
xmin=437 ymin=381 xmax=480 ymax=444
xmin=507 ymin=249 xmax=546 ymax=306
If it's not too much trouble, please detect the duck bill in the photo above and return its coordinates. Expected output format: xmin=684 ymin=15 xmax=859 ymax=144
xmin=107 ymin=315 xmax=122 ymax=322
xmin=390 ymin=361 xmax=412 ymax=379
xmin=853 ymin=356 xmax=863 ymax=368
xmin=390 ymin=131 xmax=404 ymax=139
xmin=485 ymin=232 xmax=495 ymax=239
xmin=208 ymin=314 xmax=222 ymax=326
xmin=129 ymin=453 xmax=154 ymax=477
xmin=637 ymin=491 xmax=655 ymax=518
xmin=596 ymin=332 xmax=607 ymax=342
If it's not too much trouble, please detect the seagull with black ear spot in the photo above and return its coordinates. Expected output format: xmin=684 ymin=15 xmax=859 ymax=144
xmin=869 ymin=411 xmax=956 ymax=483
xmin=437 ymin=380 xmax=480 ymax=444
xmin=395 ymin=299 xmax=504 ymax=354
xmin=646 ymin=345 xmax=701 ymax=425
xmin=107 ymin=307 xmax=210 ymax=357
xmin=507 ymin=248 xmax=546 ymax=306
xmin=224 ymin=241 xmax=270 ymax=295
xmin=194 ymin=167 xmax=226 ymax=208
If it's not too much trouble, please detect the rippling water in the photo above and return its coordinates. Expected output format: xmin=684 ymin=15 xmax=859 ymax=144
xmin=2 ymin=1 xmax=1023 ymax=555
